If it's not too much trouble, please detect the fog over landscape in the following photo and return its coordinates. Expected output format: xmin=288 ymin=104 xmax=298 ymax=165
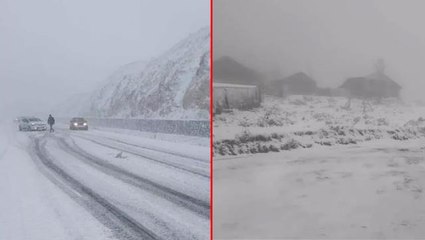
xmin=0 ymin=0 xmax=208 ymax=119
xmin=0 ymin=1 xmax=210 ymax=239
xmin=214 ymin=0 xmax=425 ymax=101
xmin=214 ymin=1 xmax=425 ymax=238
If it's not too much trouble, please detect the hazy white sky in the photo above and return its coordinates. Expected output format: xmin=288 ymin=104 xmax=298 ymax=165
xmin=0 ymin=0 xmax=208 ymax=117
xmin=214 ymin=0 xmax=425 ymax=101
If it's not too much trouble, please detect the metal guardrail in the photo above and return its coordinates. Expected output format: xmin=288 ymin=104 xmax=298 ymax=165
xmin=58 ymin=118 xmax=210 ymax=137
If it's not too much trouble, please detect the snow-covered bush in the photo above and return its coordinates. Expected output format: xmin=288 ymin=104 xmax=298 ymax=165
xmin=281 ymin=139 xmax=301 ymax=150
xmin=214 ymin=95 xmax=425 ymax=156
xmin=290 ymin=99 xmax=307 ymax=106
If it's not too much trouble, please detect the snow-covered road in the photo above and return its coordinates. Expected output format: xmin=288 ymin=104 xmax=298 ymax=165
xmin=0 ymin=121 xmax=210 ymax=240
xmin=214 ymin=139 xmax=425 ymax=239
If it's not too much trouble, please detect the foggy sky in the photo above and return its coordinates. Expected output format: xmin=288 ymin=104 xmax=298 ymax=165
xmin=214 ymin=0 xmax=425 ymax=101
xmin=0 ymin=0 xmax=208 ymax=118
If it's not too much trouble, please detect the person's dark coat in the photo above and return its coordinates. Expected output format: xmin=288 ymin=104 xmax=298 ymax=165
xmin=48 ymin=115 xmax=55 ymax=125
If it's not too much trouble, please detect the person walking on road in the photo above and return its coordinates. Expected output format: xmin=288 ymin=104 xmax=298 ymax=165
xmin=47 ymin=114 xmax=55 ymax=133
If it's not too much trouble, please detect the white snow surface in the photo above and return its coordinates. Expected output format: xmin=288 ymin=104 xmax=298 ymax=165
xmin=0 ymin=120 xmax=209 ymax=240
xmin=214 ymin=95 xmax=425 ymax=155
xmin=0 ymin=122 xmax=115 ymax=240
xmin=214 ymin=95 xmax=425 ymax=238
xmin=215 ymin=138 xmax=425 ymax=239
xmin=215 ymin=95 xmax=425 ymax=140
xmin=83 ymin=126 xmax=210 ymax=147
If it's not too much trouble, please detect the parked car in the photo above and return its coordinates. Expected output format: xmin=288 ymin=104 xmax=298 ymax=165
xmin=70 ymin=117 xmax=88 ymax=130
xmin=18 ymin=117 xmax=47 ymax=131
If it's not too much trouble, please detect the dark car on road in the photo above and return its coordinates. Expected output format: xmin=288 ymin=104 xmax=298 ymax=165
xmin=70 ymin=117 xmax=88 ymax=130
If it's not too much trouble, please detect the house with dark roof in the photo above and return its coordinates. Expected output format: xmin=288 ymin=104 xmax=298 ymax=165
xmin=213 ymin=56 xmax=262 ymax=87
xmin=268 ymin=72 xmax=317 ymax=97
xmin=340 ymin=72 xmax=401 ymax=98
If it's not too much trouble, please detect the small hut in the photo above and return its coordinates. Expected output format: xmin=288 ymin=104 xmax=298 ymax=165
xmin=269 ymin=72 xmax=317 ymax=97
xmin=341 ymin=59 xmax=402 ymax=99
xmin=340 ymin=73 xmax=401 ymax=99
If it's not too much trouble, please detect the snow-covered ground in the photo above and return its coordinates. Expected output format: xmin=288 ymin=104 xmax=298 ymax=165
xmin=215 ymin=96 xmax=425 ymax=137
xmin=214 ymin=138 xmax=425 ymax=239
xmin=0 ymin=120 xmax=209 ymax=240
xmin=214 ymin=95 xmax=425 ymax=155
xmin=214 ymin=95 xmax=425 ymax=238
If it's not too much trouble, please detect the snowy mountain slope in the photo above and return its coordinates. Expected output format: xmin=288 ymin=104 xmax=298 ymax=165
xmin=87 ymin=61 xmax=148 ymax=117
xmin=89 ymin=27 xmax=210 ymax=120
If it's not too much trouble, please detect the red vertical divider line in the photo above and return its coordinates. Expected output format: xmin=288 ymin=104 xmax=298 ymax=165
xmin=209 ymin=0 xmax=214 ymax=239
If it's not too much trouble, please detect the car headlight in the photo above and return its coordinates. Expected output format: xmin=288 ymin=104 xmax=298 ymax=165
xmin=83 ymin=123 xmax=87 ymax=126
xmin=73 ymin=123 xmax=78 ymax=126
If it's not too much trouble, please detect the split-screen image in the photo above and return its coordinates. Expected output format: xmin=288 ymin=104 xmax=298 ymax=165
xmin=2 ymin=0 xmax=425 ymax=239
xmin=213 ymin=0 xmax=425 ymax=239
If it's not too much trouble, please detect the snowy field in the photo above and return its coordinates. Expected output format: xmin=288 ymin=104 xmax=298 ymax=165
xmin=0 ymin=120 xmax=210 ymax=240
xmin=214 ymin=96 xmax=425 ymax=155
xmin=214 ymin=138 xmax=425 ymax=239
xmin=214 ymin=95 xmax=425 ymax=239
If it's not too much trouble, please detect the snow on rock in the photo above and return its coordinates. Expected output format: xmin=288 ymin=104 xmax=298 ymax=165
xmin=88 ymin=27 xmax=210 ymax=120
xmin=214 ymin=95 xmax=425 ymax=156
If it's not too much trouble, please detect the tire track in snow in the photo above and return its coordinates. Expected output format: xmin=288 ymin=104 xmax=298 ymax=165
xmin=70 ymin=131 xmax=208 ymax=163
xmin=55 ymin=136 xmax=210 ymax=218
xmin=70 ymin=134 xmax=209 ymax=178
xmin=31 ymin=135 xmax=160 ymax=240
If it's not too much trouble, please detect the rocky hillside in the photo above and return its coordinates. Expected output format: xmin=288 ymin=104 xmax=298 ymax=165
xmin=88 ymin=27 xmax=210 ymax=120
